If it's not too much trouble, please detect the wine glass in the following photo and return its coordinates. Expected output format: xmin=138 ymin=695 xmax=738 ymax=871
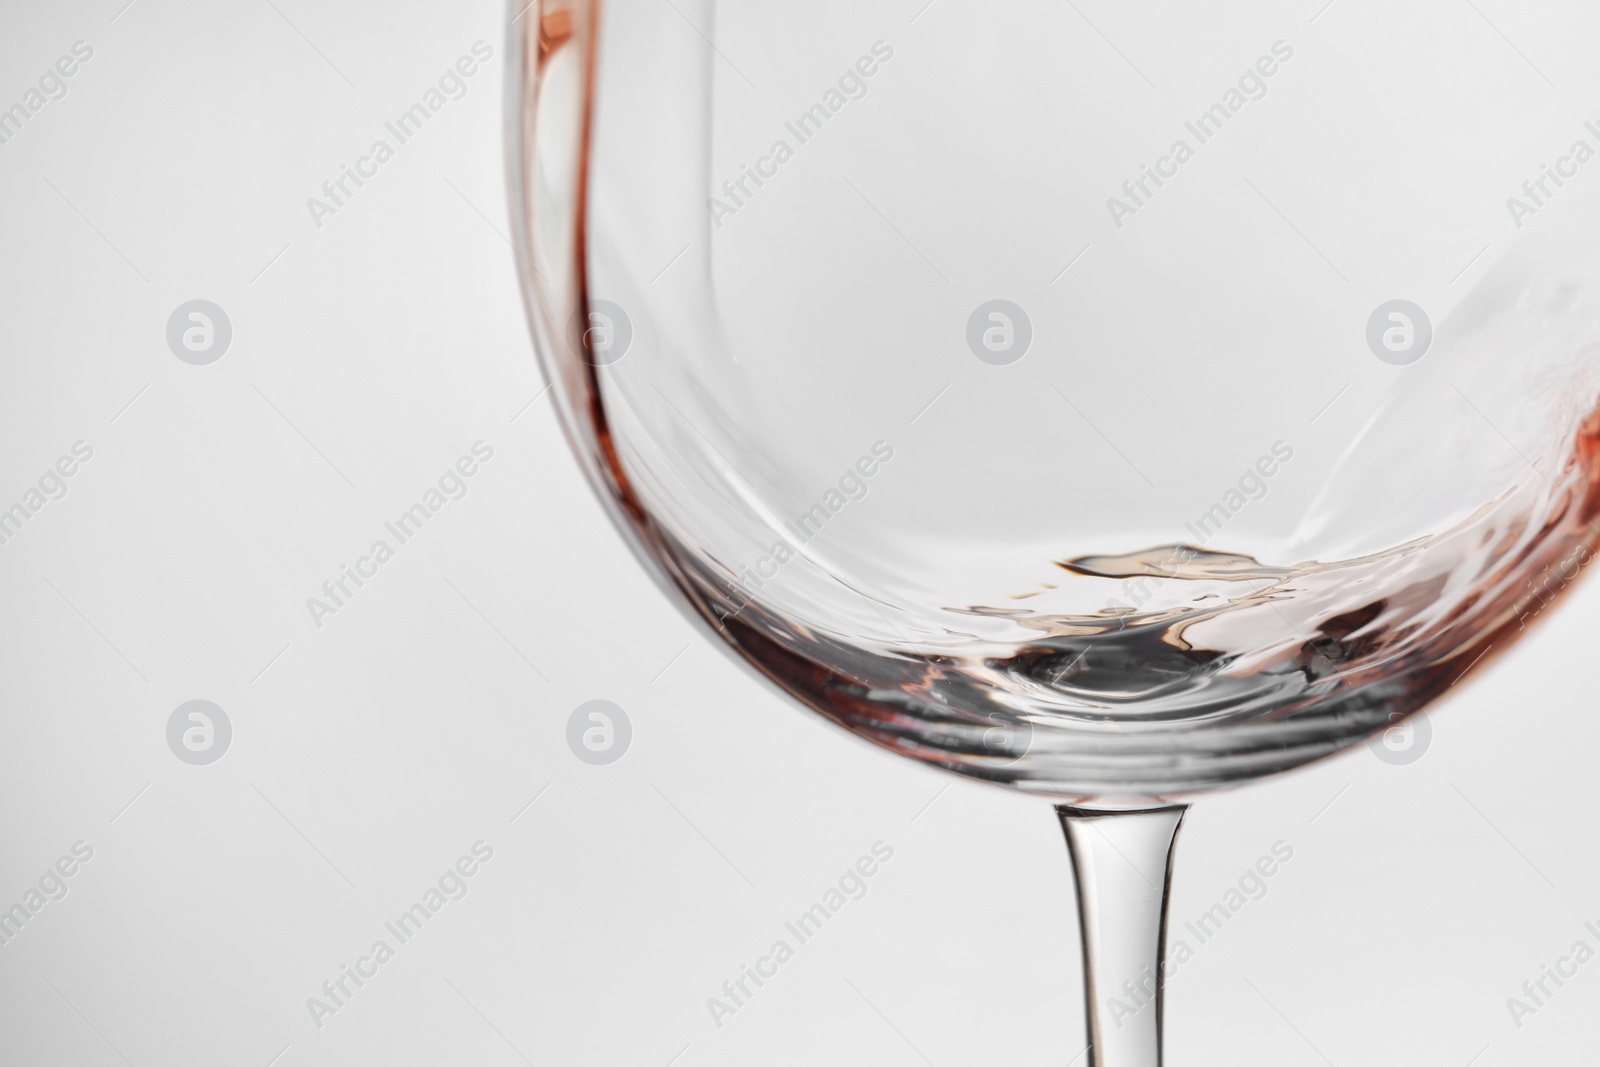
xmin=506 ymin=1 xmax=1600 ymax=1062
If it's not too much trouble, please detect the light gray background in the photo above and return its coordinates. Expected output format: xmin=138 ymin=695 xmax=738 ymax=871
xmin=1 ymin=1 xmax=1598 ymax=1064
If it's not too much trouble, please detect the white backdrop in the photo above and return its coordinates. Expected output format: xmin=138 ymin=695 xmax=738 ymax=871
xmin=1 ymin=1 xmax=1598 ymax=1064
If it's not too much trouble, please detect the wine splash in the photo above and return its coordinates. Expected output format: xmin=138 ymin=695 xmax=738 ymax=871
xmin=653 ymin=403 xmax=1600 ymax=798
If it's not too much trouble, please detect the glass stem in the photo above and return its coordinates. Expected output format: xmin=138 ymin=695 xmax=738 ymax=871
xmin=1057 ymin=803 xmax=1189 ymax=1067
